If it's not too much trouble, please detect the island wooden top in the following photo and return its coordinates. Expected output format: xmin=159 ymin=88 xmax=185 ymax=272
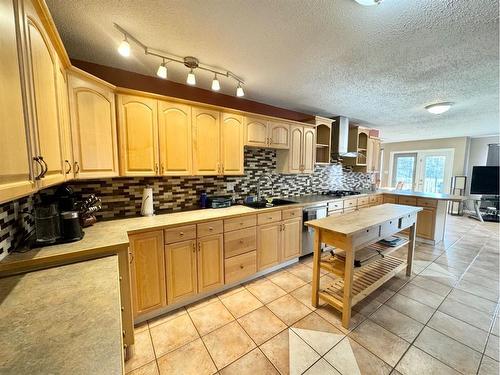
xmin=305 ymin=204 xmax=422 ymax=237
xmin=378 ymin=189 xmax=465 ymax=201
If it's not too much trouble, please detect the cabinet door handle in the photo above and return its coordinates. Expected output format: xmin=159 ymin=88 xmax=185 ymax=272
xmin=192 ymin=242 xmax=196 ymax=253
xmin=155 ymin=163 xmax=159 ymax=174
xmin=129 ymin=251 xmax=134 ymax=264
xmin=39 ymin=156 xmax=48 ymax=178
xmin=64 ymin=160 xmax=72 ymax=174
xmin=33 ymin=157 xmax=43 ymax=180
xmin=160 ymin=163 xmax=165 ymax=175
xmin=269 ymin=138 xmax=273 ymax=145
xmin=74 ymin=161 xmax=80 ymax=174
xmin=198 ymin=242 xmax=201 ymax=252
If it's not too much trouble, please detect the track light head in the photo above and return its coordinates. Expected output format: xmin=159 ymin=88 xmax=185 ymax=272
xmin=187 ymin=68 xmax=196 ymax=85
xmin=157 ymin=59 xmax=167 ymax=79
xmin=211 ymin=74 xmax=220 ymax=91
xmin=236 ymin=82 xmax=244 ymax=97
xmin=118 ymin=35 xmax=130 ymax=57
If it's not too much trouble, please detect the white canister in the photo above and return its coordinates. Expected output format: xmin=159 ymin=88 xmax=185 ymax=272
xmin=140 ymin=186 xmax=154 ymax=216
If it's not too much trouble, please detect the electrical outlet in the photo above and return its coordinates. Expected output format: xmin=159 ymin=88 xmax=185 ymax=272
xmin=13 ymin=201 xmax=19 ymax=220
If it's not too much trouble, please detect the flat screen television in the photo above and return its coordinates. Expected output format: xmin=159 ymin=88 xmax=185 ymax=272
xmin=470 ymin=166 xmax=499 ymax=195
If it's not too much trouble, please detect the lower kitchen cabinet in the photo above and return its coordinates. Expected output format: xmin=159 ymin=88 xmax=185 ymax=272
xmin=282 ymin=218 xmax=301 ymax=260
xmin=197 ymin=234 xmax=224 ymax=292
xmin=165 ymin=239 xmax=198 ymax=305
xmin=129 ymin=230 xmax=167 ymax=317
xmin=417 ymin=208 xmax=436 ymax=239
xmin=257 ymin=222 xmax=281 ymax=270
xmin=225 ymin=251 xmax=257 ymax=284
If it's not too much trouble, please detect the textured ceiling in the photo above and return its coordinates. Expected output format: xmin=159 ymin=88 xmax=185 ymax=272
xmin=46 ymin=0 xmax=499 ymax=142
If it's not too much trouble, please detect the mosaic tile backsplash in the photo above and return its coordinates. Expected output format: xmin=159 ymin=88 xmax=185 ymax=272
xmin=0 ymin=148 xmax=371 ymax=259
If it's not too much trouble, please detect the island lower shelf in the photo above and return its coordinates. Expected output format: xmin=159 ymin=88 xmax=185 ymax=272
xmin=318 ymin=255 xmax=407 ymax=311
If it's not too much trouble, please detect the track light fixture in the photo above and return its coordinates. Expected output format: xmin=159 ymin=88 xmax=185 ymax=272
xmin=113 ymin=23 xmax=246 ymax=97
xmin=118 ymin=35 xmax=130 ymax=57
xmin=236 ymin=82 xmax=245 ymax=97
xmin=157 ymin=59 xmax=167 ymax=79
xmin=211 ymin=74 xmax=220 ymax=91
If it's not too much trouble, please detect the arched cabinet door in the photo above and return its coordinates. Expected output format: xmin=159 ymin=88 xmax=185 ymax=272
xmin=302 ymin=126 xmax=316 ymax=173
xmin=26 ymin=17 xmax=64 ymax=188
xmin=245 ymin=117 xmax=268 ymax=147
xmin=158 ymin=101 xmax=192 ymax=175
xmin=268 ymin=122 xmax=290 ymax=149
xmin=68 ymin=72 xmax=119 ymax=179
xmin=288 ymin=125 xmax=304 ymax=173
xmin=192 ymin=107 xmax=220 ymax=175
xmin=221 ymin=113 xmax=244 ymax=175
xmin=117 ymin=94 xmax=158 ymax=176
xmin=0 ymin=0 xmax=36 ymax=203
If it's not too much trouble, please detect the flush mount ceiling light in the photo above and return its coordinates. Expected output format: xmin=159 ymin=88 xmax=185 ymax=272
xmin=354 ymin=0 xmax=383 ymax=5
xmin=113 ymin=23 xmax=245 ymax=97
xmin=425 ymin=102 xmax=454 ymax=114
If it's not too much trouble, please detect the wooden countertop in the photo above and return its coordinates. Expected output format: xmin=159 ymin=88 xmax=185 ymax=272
xmin=305 ymin=204 xmax=422 ymax=236
xmin=0 ymin=256 xmax=123 ymax=374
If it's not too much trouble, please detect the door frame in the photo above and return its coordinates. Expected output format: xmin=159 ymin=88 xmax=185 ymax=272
xmin=388 ymin=148 xmax=455 ymax=192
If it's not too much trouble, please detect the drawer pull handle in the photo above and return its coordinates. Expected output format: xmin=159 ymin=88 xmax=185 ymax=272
xmin=179 ymin=232 xmax=184 ymax=236
xmin=268 ymin=217 xmax=273 ymax=220
xmin=239 ymin=240 xmax=244 ymax=244
xmin=209 ymin=227 xmax=213 ymax=231
xmin=240 ymin=264 xmax=244 ymax=269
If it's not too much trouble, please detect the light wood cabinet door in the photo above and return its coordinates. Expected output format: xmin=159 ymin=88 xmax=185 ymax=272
xmin=158 ymin=101 xmax=192 ymax=175
xmin=257 ymin=222 xmax=281 ymax=271
xmin=417 ymin=208 xmax=435 ymax=239
xmin=55 ymin=62 xmax=73 ymax=180
xmin=117 ymin=95 xmax=158 ymax=176
xmin=197 ymin=234 xmax=224 ymax=293
xmin=268 ymin=122 xmax=290 ymax=149
xmin=68 ymin=73 xmax=118 ymax=178
xmin=165 ymin=239 xmax=198 ymax=304
xmin=288 ymin=125 xmax=304 ymax=174
xmin=221 ymin=113 xmax=244 ymax=175
xmin=245 ymin=117 xmax=268 ymax=147
xmin=130 ymin=230 xmax=167 ymax=317
xmin=371 ymin=138 xmax=381 ymax=172
xmin=26 ymin=17 xmax=64 ymax=188
xmin=0 ymin=0 xmax=35 ymax=203
xmin=192 ymin=107 xmax=220 ymax=175
xmin=281 ymin=218 xmax=301 ymax=260
xmin=302 ymin=126 xmax=316 ymax=173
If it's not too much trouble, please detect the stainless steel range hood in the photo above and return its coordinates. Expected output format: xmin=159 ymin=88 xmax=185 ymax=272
xmin=331 ymin=116 xmax=358 ymax=159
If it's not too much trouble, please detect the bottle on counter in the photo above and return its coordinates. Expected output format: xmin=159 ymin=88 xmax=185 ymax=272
xmin=200 ymin=192 xmax=207 ymax=208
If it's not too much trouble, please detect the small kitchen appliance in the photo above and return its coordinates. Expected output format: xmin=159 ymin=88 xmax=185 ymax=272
xmin=60 ymin=211 xmax=84 ymax=241
xmin=206 ymin=195 xmax=233 ymax=209
xmin=34 ymin=204 xmax=61 ymax=244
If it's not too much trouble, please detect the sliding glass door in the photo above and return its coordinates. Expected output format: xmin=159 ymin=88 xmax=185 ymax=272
xmin=392 ymin=153 xmax=418 ymax=190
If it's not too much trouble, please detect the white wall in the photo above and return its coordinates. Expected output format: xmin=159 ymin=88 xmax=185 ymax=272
xmin=381 ymin=137 xmax=469 ymax=187
xmin=465 ymin=135 xmax=500 ymax=194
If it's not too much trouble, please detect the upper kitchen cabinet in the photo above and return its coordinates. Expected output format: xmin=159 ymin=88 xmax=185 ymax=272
xmin=344 ymin=125 xmax=370 ymax=167
xmin=55 ymin=60 xmax=73 ymax=180
xmin=68 ymin=69 xmax=119 ymax=179
xmin=158 ymin=101 xmax=192 ymax=176
xmin=23 ymin=3 xmax=65 ymax=188
xmin=117 ymin=94 xmax=159 ymax=176
xmin=276 ymin=125 xmax=316 ymax=174
xmin=192 ymin=107 xmax=221 ymax=175
xmin=268 ymin=121 xmax=290 ymax=149
xmin=221 ymin=113 xmax=244 ymax=175
xmin=0 ymin=0 xmax=36 ymax=203
xmin=366 ymin=136 xmax=381 ymax=172
xmin=245 ymin=117 xmax=290 ymax=149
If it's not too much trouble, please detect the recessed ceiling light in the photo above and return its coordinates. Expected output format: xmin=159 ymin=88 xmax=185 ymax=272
xmin=425 ymin=102 xmax=454 ymax=115
xmin=354 ymin=0 xmax=383 ymax=6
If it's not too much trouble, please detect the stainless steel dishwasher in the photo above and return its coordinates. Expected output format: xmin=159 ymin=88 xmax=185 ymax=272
xmin=302 ymin=203 xmax=328 ymax=255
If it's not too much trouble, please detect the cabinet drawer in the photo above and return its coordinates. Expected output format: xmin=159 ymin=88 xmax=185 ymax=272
xmin=380 ymin=218 xmax=399 ymax=237
xmin=369 ymin=195 xmax=378 ymax=203
xmin=282 ymin=208 xmax=301 ymax=221
xmin=416 ymin=198 xmax=438 ymax=208
xmin=328 ymin=201 xmax=344 ymax=210
xmin=328 ymin=209 xmax=343 ymax=217
xmin=383 ymin=194 xmax=397 ymax=204
xmin=225 ymin=251 xmax=257 ymax=284
xmin=164 ymin=225 xmax=196 ymax=244
xmin=344 ymin=198 xmax=357 ymax=208
xmin=197 ymin=220 xmax=223 ymax=237
xmin=257 ymin=210 xmax=282 ymax=225
xmin=224 ymin=215 xmax=256 ymax=232
xmin=377 ymin=195 xmax=384 ymax=204
xmin=352 ymin=225 xmax=380 ymax=247
xmin=357 ymin=197 xmax=369 ymax=206
xmin=224 ymin=227 xmax=257 ymax=258
xmin=398 ymin=196 xmax=417 ymax=205
xmin=399 ymin=212 xmax=417 ymax=229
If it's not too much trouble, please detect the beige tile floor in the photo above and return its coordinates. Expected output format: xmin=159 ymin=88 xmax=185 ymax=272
xmin=126 ymin=216 xmax=499 ymax=375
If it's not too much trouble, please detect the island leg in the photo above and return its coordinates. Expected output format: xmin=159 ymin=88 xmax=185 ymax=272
xmin=406 ymin=222 xmax=416 ymax=276
xmin=342 ymin=248 xmax=354 ymax=329
xmin=311 ymin=229 xmax=321 ymax=308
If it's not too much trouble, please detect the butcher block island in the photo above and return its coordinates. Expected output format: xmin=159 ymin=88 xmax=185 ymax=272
xmin=306 ymin=203 xmax=422 ymax=328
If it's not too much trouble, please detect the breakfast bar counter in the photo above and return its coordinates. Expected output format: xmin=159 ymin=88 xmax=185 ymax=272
xmin=306 ymin=203 xmax=422 ymax=328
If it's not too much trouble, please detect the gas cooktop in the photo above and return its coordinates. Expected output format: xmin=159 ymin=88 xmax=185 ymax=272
xmin=322 ymin=190 xmax=362 ymax=198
